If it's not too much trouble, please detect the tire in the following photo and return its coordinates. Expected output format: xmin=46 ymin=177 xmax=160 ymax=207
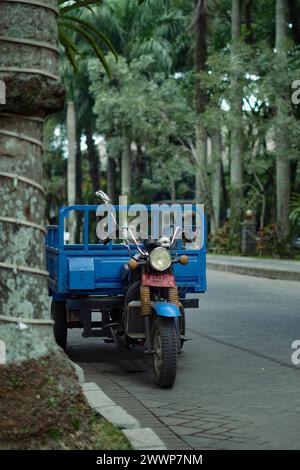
xmin=151 ymin=317 xmax=178 ymax=388
xmin=51 ymin=301 xmax=67 ymax=351
xmin=124 ymin=280 xmax=141 ymax=306
xmin=123 ymin=280 xmax=142 ymax=345
xmin=179 ymin=309 xmax=186 ymax=351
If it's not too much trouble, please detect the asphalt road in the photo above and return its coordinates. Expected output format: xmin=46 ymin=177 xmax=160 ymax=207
xmin=68 ymin=270 xmax=300 ymax=450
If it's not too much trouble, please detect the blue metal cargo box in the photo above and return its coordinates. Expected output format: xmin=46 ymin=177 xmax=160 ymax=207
xmin=46 ymin=205 xmax=206 ymax=300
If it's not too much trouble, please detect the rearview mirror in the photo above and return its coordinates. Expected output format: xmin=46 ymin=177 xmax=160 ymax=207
xmin=95 ymin=190 xmax=111 ymax=204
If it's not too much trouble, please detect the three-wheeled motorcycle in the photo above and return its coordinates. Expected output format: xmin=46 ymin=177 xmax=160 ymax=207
xmin=46 ymin=192 xmax=206 ymax=388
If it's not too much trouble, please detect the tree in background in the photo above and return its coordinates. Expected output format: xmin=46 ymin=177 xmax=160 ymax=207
xmin=89 ymin=54 xmax=193 ymax=202
xmin=58 ymin=1 xmax=118 ymax=237
xmin=43 ymin=0 xmax=300 ymax=256
xmin=88 ymin=0 xmax=188 ymax=200
xmin=275 ymin=0 xmax=291 ymax=251
xmin=193 ymin=0 xmax=209 ymax=206
xmin=229 ymin=0 xmax=244 ymax=250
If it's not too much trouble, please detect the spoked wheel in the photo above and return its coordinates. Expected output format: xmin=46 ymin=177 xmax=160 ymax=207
xmin=151 ymin=317 xmax=178 ymax=388
xmin=51 ymin=301 xmax=67 ymax=351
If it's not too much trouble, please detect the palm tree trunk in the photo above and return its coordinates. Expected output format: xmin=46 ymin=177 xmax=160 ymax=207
xmin=0 ymin=0 xmax=85 ymax=444
xmin=194 ymin=0 xmax=208 ymax=204
xmin=230 ymin=0 xmax=243 ymax=251
xmin=76 ymin=128 xmax=82 ymax=205
xmin=0 ymin=0 xmax=65 ymax=361
xmin=211 ymin=131 xmax=222 ymax=233
xmin=107 ymin=157 xmax=116 ymax=203
xmin=221 ymin=159 xmax=229 ymax=222
xmin=86 ymin=127 xmax=100 ymax=196
xmin=245 ymin=0 xmax=254 ymax=43
xmin=276 ymin=0 xmax=291 ymax=247
xmin=121 ymin=130 xmax=131 ymax=198
xmin=67 ymin=101 xmax=77 ymax=243
xmin=75 ymin=128 xmax=82 ymax=242
xmin=195 ymin=127 xmax=207 ymax=202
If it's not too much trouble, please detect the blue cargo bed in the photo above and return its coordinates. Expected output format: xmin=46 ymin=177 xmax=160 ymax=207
xmin=46 ymin=205 xmax=206 ymax=301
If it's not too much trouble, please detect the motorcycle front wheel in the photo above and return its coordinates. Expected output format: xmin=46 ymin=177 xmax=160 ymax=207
xmin=151 ymin=317 xmax=178 ymax=388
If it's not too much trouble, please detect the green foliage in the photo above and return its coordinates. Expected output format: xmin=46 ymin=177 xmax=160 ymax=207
xmin=58 ymin=0 xmax=156 ymax=74
xmin=47 ymin=428 xmax=62 ymax=441
xmin=44 ymin=0 xmax=300 ymax=256
xmin=89 ymin=52 xmax=195 ymax=201
xmin=58 ymin=1 xmax=117 ymax=74
xmin=43 ymin=116 xmax=67 ymax=222
xmin=290 ymin=193 xmax=300 ymax=226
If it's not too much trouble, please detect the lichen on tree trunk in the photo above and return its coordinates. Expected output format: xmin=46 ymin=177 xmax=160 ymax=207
xmin=0 ymin=0 xmax=64 ymax=363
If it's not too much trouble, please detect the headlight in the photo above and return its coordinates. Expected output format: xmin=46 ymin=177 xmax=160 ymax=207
xmin=149 ymin=247 xmax=171 ymax=272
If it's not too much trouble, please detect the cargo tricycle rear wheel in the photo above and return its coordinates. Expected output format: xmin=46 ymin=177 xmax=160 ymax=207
xmin=51 ymin=301 xmax=67 ymax=351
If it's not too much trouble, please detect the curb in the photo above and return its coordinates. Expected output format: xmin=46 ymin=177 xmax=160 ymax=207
xmin=82 ymin=382 xmax=167 ymax=450
xmin=71 ymin=361 xmax=85 ymax=384
xmin=207 ymin=260 xmax=300 ymax=281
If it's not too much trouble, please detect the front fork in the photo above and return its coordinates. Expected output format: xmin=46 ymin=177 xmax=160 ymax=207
xmin=168 ymin=286 xmax=182 ymax=352
xmin=140 ymin=284 xmax=182 ymax=353
xmin=140 ymin=285 xmax=152 ymax=353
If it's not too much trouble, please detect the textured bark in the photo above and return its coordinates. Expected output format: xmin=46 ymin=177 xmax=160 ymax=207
xmin=194 ymin=126 xmax=207 ymax=204
xmin=76 ymin=129 xmax=82 ymax=205
xmin=221 ymin=159 xmax=228 ymax=222
xmin=107 ymin=157 xmax=116 ymax=203
xmin=67 ymin=101 xmax=76 ymax=243
xmin=211 ymin=131 xmax=222 ymax=233
xmin=86 ymin=127 xmax=100 ymax=196
xmin=230 ymin=0 xmax=243 ymax=188
xmin=0 ymin=116 xmax=53 ymax=359
xmin=244 ymin=0 xmax=254 ymax=43
xmin=194 ymin=0 xmax=207 ymax=115
xmin=194 ymin=0 xmax=208 ymax=205
xmin=276 ymin=0 xmax=291 ymax=244
xmin=121 ymin=130 xmax=131 ymax=198
xmin=75 ymin=130 xmax=82 ymax=243
xmin=0 ymin=2 xmax=64 ymax=115
xmin=230 ymin=0 xmax=243 ymax=251
xmin=134 ymin=144 xmax=146 ymax=189
xmin=0 ymin=0 xmax=103 ymax=447
xmin=0 ymin=0 xmax=62 ymax=363
xmin=67 ymin=102 xmax=76 ymax=206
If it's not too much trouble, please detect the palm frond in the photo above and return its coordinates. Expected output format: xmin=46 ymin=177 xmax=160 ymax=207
xmin=59 ymin=0 xmax=103 ymax=15
xmin=290 ymin=193 xmax=300 ymax=225
xmin=60 ymin=14 xmax=118 ymax=61
xmin=58 ymin=0 xmax=150 ymax=74
xmin=58 ymin=29 xmax=79 ymax=72
xmin=60 ymin=21 xmax=111 ymax=76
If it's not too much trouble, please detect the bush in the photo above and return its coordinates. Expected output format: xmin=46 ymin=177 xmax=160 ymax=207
xmin=208 ymin=223 xmax=231 ymax=254
xmin=256 ymin=223 xmax=279 ymax=256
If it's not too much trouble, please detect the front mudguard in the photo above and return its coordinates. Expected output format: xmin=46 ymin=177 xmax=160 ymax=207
xmin=152 ymin=302 xmax=182 ymax=353
xmin=152 ymin=302 xmax=181 ymax=318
